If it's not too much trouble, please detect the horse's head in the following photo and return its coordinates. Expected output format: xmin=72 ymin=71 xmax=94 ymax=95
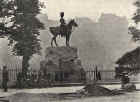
xmin=69 ymin=19 xmax=78 ymax=27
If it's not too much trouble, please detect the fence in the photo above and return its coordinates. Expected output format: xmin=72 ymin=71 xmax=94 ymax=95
xmin=0 ymin=69 xmax=140 ymax=86
xmin=0 ymin=69 xmax=22 ymax=84
xmin=0 ymin=69 xmax=117 ymax=83
xmin=86 ymin=70 xmax=116 ymax=81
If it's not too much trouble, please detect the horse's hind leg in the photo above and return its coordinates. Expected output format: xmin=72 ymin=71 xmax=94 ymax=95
xmin=51 ymin=36 xmax=58 ymax=47
xmin=51 ymin=37 xmax=54 ymax=47
xmin=54 ymin=36 xmax=58 ymax=46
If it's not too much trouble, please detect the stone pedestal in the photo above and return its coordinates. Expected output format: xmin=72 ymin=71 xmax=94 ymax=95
xmin=40 ymin=46 xmax=86 ymax=82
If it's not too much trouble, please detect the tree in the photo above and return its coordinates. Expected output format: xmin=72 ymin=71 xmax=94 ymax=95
xmin=115 ymin=0 xmax=140 ymax=78
xmin=115 ymin=47 xmax=140 ymax=78
xmin=129 ymin=1 xmax=140 ymax=41
xmin=0 ymin=0 xmax=45 ymax=76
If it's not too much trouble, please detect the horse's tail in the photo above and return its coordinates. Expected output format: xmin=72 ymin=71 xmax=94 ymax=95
xmin=49 ymin=27 xmax=54 ymax=33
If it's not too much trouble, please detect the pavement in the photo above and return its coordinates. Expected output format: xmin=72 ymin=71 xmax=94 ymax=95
xmin=0 ymin=86 xmax=84 ymax=97
xmin=0 ymin=84 xmax=140 ymax=97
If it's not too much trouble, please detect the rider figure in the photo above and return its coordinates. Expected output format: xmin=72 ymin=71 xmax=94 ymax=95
xmin=60 ymin=12 xmax=66 ymax=36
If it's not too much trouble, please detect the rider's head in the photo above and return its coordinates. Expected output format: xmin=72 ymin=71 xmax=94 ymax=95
xmin=60 ymin=12 xmax=64 ymax=18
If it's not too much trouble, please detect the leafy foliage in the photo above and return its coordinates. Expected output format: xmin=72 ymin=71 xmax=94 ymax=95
xmin=10 ymin=0 xmax=44 ymax=56
xmin=0 ymin=0 xmax=14 ymax=37
xmin=129 ymin=1 xmax=140 ymax=41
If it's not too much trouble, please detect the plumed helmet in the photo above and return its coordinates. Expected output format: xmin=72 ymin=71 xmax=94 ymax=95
xmin=60 ymin=12 xmax=64 ymax=17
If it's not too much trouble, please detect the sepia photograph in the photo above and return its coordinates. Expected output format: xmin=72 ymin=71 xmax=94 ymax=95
xmin=0 ymin=0 xmax=140 ymax=102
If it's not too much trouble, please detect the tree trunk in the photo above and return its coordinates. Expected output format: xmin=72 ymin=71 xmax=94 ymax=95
xmin=22 ymin=55 xmax=30 ymax=77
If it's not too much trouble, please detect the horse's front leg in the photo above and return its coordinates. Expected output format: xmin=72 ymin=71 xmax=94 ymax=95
xmin=66 ymin=34 xmax=70 ymax=47
xmin=66 ymin=40 xmax=69 ymax=47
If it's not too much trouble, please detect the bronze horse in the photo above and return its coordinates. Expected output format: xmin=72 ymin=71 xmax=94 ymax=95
xmin=49 ymin=19 xmax=78 ymax=47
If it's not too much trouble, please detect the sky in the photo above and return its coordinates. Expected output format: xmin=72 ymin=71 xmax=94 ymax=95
xmin=41 ymin=0 xmax=136 ymax=23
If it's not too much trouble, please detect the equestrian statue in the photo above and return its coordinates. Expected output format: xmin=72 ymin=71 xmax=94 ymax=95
xmin=49 ymin=12 xmax=78 ymax=47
